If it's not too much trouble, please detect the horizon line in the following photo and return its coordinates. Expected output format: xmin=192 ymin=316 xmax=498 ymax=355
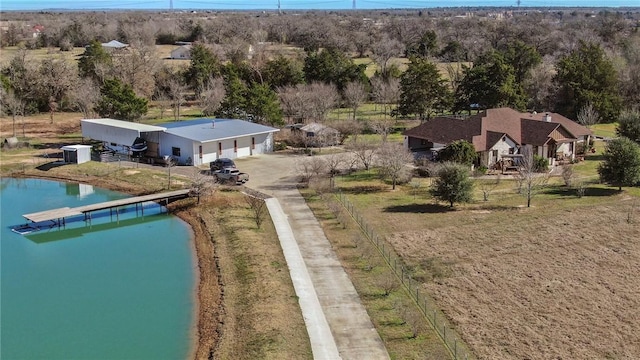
xmin=2 ymin=5 xmax=640 ymax=11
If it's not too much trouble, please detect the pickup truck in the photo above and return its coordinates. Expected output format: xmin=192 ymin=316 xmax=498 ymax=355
xmin=213 ymin=168 xmax=249 ymax=185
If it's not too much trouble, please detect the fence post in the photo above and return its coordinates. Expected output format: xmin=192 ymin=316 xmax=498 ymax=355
xmin=455 ymin=338 xmax=457 ymax=359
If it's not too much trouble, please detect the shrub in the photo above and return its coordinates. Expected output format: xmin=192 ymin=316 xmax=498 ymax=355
xmin=429 ymin=162 xmax=474 ymax=207
xmin=274 ymin=141 xmax=288 ymax=151
xmin=533 ymin=155 xmax=548 ymax=172
xmin=475 ymin=165 xmax=488 ymax=176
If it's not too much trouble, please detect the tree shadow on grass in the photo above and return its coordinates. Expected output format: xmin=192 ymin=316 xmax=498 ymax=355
xmin=36 ymin=161 xmax=67 ymax=171
xmin=544 ymin=186 xmax=620 ymax=197
xmin=584 ymin=154 xmax=605 ymax=161
xmin=384 ymin=203 xmax=451 ymax=213
xmin=339 ymin=172 xmax=379 ymax=182
xmin=341 ymin=185 xmax=387 ymax=194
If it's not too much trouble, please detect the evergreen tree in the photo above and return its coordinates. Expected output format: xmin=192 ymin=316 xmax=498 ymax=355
xmin=245 ymin=83 xmax=283 ymax=126
xmin=616 ymin=109 xmax=640 ymax=144
xmin=499 ymin=40 xmax=541 ymax=85
xmin=406 ymin=30 xmax=438 ymax=58
xmin=430 ymin=162 xmax=474 ymax=207
xmin=78 ymin=40 xmax=112 ymax=81
xmin=454 ymin=50 xmax=527 ymax=112
xmin=303 ymin=47 xmax=367 ymax=92
xmin=215 ymin=67 xmax=247 ymax=119
xmin=398 ymin=57 xmax=451 ymax=120
xmin=185 ymin=44 xmax=221 ymax=96
xmin=262 ymin=56 xmax=304 ymax=90
xmin=437 ymin=140 xmax=477 ymax=165
xmin=598 ymin=137 xmax=640 ymax=191
xmin=95 ymin=78 xmax=148 ymax=121
xmin=554 ymin=41 xmax=622 ymax=123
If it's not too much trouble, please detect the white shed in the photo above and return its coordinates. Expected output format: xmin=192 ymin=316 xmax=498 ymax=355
xmin=61 ymin=145 xmax=92 ymax=164
xmin=170 ymin=45 xmax=192 ymax=59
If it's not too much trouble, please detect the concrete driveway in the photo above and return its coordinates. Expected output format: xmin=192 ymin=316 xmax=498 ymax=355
xmin=236 ymin=153 xmax=390 ymax=360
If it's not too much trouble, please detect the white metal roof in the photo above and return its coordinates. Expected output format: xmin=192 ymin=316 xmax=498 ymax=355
xmin=61 ymin=145 xmax=92 ymax=151
xmin=81 ymin=119 xmax=166 ymax=132
xmin=162 ymin=119 xmax=279 ymax=143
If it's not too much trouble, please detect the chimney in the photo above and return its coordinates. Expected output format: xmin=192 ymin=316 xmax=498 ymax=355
xmin=544 ymin=113 xmax=552 ymax=122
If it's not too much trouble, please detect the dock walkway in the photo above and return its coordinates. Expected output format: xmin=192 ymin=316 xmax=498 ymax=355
xmin=22 ymin=189 xmax=191 ymax=223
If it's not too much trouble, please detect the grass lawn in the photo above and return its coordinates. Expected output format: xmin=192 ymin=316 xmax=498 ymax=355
xmin=590 ymin=123 xmax=617 ymax=138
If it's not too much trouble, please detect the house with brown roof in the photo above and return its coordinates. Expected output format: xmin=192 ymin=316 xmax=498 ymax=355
xmin=403 ymin=108 xmax=592 ymax=168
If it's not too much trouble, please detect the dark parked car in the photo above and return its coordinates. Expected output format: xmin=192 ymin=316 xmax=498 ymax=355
xmin=210 ymin=158 xmax=236 ymax=171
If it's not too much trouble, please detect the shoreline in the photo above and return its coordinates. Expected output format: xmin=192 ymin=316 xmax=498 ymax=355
xmin=10 ymin=172 xmax=221 ymax=360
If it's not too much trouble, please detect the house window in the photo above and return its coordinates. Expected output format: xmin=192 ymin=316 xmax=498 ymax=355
xmin=199 ymin=145 xmax=203 ymax=159
xmin=172 ymin=147 xmax=181 ymax=157
xmin=218 ymin=142 xmax=222 ymax=154
xmin=234 ymin=140 xmax=237 ymax=153
xmin=251 ymin=137 xmax=255 ymax=150
xmin=509 ymin=148 xmax=515 ymax=154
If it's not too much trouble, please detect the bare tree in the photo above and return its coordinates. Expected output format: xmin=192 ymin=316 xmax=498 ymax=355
xmin=371 ymin=76 xmax=400 ymax=119
xmin=168 ymin=78 xmax=187 ymax=121
xmin=244 ymin=192 xmax=268 ymax=229
xmin=371 ymin=34 xmax=405 ymax=79
xmin=296 ymin=157 xmax=327 ymax=184
xmin=525 ymin=56 xmax=557 ymax=111
xmin=404 ymin=307 xmax=425 ymax=339
xmin=155 ymin=92 xmax=171 ymax=120
xmin=112 ymin=44 xmax=159 ymax=98
xmin=343 ymin=81 xmax=368 ymax=121
xmin=200 ymin=76 xmax=226 ymax=117
xmin=376 ymin=271 xmax=399 ymax=296
xmin=1 ymin=89 xmax=25 ymax=137
xmin=370 ymin=118 xmax=395 ymax=143
xmin=70 ymin=78 xmax=101 ymax=119
xmin=478 ymin=175 xmax=501 ymax=202
xmin=189 ymin=168 xmax=216 ymax=204
xmin=577 ymin=102 xmax=600 ymax=127
xmin=38 ymin=56 xmax=77 ymax=123
xmin=331 ymin=119 xmax=363 ymax=144
xmin=516 ymin=145 xmax=548 ymax=208
xmin=377 ymin=142 xmax=414 ymax=189
xmin=346 ymin=137 xmax=379 ymax=171
xmin=307 ymin=82 xmax=340 ymax=122
xmin=323 ymin=152 xmax=347 ymax=177
xmin=118 ymin=20 xmax=157 ymax=47
xmin=278 ymin=84 xmax=308 ymax=124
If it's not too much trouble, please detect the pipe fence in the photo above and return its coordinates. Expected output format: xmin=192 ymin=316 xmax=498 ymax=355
xmin=335 ymin=190 xmax=474 ymax=360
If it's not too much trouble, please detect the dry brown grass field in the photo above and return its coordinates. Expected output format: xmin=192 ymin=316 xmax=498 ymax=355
xmin=336 ymin=170 xmax=640 ymax=360
xmin=0 ymin=45 xmax=192 ymax=68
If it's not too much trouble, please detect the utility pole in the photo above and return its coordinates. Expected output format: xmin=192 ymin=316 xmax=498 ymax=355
xmin=170 ymin=0 xmax=173 ymax=11
xmin=352 ymin=0 xmax=356 ymax=9
xmin=278 ymin=0 xmax=281 ymax=14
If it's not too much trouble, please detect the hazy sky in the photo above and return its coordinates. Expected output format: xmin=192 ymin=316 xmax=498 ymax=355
xmin=1 ymin=0 xmax=638 ymax=11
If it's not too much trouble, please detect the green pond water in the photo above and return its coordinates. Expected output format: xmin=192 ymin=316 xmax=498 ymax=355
xmin=1 ymin=178 xmax=195 ymax=359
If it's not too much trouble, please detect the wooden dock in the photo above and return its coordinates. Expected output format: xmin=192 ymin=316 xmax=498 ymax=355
xmin=22 ymin=189 xmax=191 ymax=224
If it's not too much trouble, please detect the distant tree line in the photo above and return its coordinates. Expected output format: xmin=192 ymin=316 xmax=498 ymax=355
xmin=1 ymin=9 xmax=639 ymax=126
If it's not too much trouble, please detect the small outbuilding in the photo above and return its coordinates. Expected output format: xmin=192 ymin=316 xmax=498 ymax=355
xmin=61 ymin=145 xmax=92 ymax=164
xmin=170 ymin=45 xmax=192 ymax=59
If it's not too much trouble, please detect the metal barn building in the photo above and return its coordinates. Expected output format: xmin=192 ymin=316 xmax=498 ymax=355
xmin=81 ymin=118 xmax=279 ymax=166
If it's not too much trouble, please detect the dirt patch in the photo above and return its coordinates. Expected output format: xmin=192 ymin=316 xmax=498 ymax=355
xmin=389 ymin=203 xmax=640 ymax=359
